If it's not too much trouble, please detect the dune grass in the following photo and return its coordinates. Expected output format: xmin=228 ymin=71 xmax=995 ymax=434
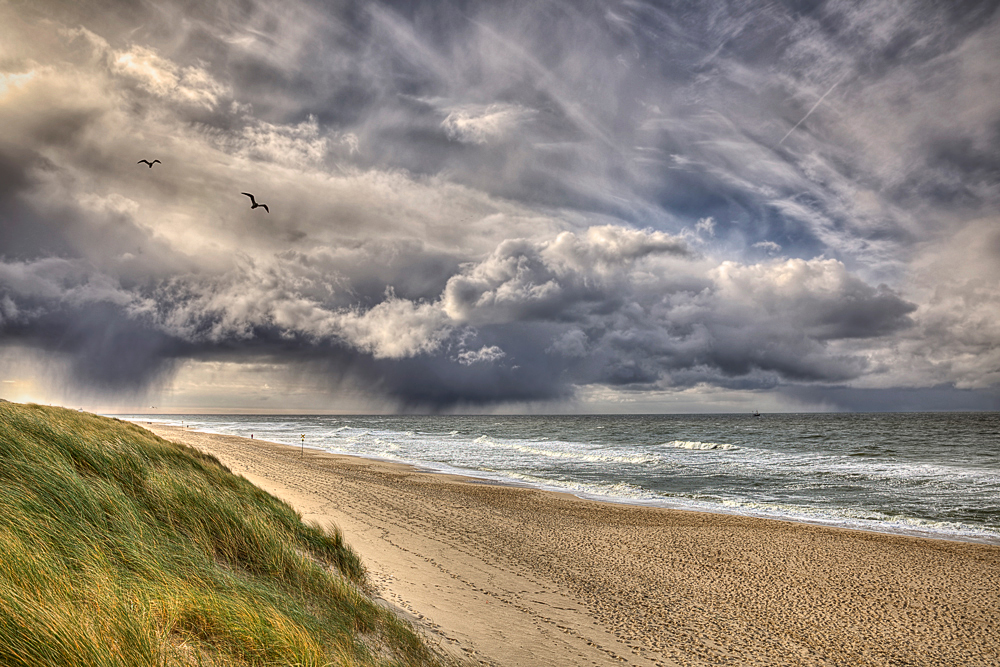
xmin=0 ymin=402 xmax=447 ymax=667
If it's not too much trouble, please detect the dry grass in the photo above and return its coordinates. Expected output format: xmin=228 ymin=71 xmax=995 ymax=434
xmin=0 ymin=402 xmax=446 ymax=667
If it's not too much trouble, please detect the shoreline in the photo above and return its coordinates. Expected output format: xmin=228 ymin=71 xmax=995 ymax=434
xmin=133 ymin=419 xmax=999 ymax=547
xmin=142 ymin=422 xmax=1000 ymax=667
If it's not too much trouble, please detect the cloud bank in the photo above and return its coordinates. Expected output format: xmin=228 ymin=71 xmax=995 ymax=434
xmin=0 ymin=0 xmax=998 ymax=411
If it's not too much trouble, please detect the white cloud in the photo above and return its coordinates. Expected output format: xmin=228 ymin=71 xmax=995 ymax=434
xmin=752 ymin=241 xmax=782 ymax=254
xmin=442 ymin=226 xmax=689 ymax=324
xmin=0 ymin=69 xmax=40 ymax=97
xmin=226 ymin=115 xmax=330 ymax=168
xmin=544 ymin=225 xmax=690 ymax=271
xmin=109 ymin=45 xmax=227 ymax=109
xmin=708 ymin=258 xmax=915 ymax=342
xmin=456 ymin=345 xmax=506 ymax=365
xmin=76 ymin=192 xmax=140 ymax=216
xmin=442 ymin=103 xmax=534 ymax=144
xmin=333 ymin=296 xmax=452 ymax=359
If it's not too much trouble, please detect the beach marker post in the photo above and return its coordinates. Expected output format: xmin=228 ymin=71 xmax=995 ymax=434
xmin=301 ymin=434 xmax=305 ymax=456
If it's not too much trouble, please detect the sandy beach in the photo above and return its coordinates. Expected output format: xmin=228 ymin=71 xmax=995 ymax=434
xmin=144 ymin=424 xmax=999 ymax=667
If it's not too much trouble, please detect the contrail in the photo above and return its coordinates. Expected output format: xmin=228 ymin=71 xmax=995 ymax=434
xmin=779 ymin=73 xmax=847 ymax=145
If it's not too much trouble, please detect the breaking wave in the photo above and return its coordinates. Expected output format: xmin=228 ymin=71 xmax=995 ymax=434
xmin=662 ymin=440 xmax=738 ymax=451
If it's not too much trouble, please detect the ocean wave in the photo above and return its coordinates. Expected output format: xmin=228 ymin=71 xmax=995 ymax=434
xmin=713 ymin=497 xmax=1000 ymax=543
xmin=437 ymin=467 xmax=1000 ymax=544
xmin=500 ymin=472 xmax=657 ymax=502
xmin=473 ymin=435 xmax=661 ymax=464
xmin=662 ymin=440 xmax=738 ymax=451
xmin=120 ymin=413 xmax=999 ymax=545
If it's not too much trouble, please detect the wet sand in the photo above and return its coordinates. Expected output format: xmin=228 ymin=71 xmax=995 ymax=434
xmin=145 ymin=423 xmax=999 ymax=667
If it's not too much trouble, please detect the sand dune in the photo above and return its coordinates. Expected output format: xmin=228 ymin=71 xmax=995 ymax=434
xmin=145 ymin=424 xmax=1000 ymax=667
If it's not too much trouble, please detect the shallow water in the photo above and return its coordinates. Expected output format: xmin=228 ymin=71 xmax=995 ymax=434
xmin=121 ymin=412 xmax=1000 ymax=544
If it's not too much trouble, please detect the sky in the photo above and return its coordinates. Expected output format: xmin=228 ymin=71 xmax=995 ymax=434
xmin=0 ymin=0 xmax=998 ymax=414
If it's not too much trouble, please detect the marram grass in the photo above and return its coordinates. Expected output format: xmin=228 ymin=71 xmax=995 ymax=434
xmin=0 ymin=402 xmax=447 ymax=667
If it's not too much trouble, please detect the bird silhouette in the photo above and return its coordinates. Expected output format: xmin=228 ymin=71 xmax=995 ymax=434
xmin=241 ymin=192 xmax=269 ymax=213
xmin=137 ymin=159 xmax=161 ymax=168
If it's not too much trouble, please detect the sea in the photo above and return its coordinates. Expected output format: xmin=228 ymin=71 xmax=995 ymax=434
xmin=118 ymin=412 xmax=1000 ymax=545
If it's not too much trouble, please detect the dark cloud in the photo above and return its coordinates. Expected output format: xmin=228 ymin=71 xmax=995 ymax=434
xmin=1 ymin=301 xmax=182 ymax=391
xmin=0 ymin=0 xmax=998 ymax=410
xmin=779 ymin=384 xmax=1000 ymax=413
xmin=0 ymin=146 xmax=61 ymax=259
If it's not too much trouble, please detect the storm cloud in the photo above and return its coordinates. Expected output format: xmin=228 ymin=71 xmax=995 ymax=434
xmin=0 ymin=0 xmax=997 ymax=411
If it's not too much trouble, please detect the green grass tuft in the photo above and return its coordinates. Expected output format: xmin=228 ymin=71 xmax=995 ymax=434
xmin=0 ymin=402 xmax=445 ymax=666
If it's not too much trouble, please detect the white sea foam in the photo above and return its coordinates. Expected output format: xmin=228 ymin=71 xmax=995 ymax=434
xmin=473 ymin=436 xmax=661 ymax=465
xmin=712 ymin=497 xmax=1000 ymax=543
xmin=662 ymin=440 xmax=738 ymax=451
xmin=501 ymin=472 xmax=658 ymax=503
xmin=117 ymin=412 xmax=1000 ymax=545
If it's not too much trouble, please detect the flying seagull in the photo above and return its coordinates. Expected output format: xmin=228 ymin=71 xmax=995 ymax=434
xmin=241 ymin=192 xmax=269 ymax=213
xmin=137 ymin=159 xmax=161 ymax=168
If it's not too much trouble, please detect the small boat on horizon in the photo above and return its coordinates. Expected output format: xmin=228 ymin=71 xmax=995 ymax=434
xmin=752 ymin=409 xmax=761 ymax=417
